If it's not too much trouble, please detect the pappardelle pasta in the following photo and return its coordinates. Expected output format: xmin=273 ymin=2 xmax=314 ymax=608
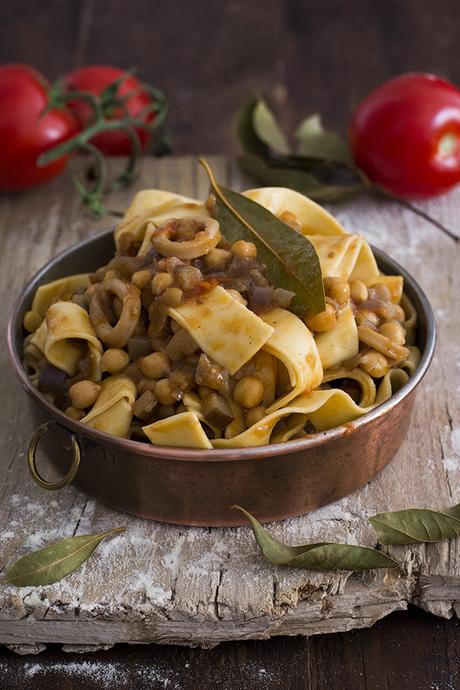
xmin=23 ymin=186 xmax=420 ymax=449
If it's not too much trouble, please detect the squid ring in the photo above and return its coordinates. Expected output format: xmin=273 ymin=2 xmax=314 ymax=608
xmin=151 ymin=218 xmax=221 ymax=260
xmin=90 ymin=277 xmax=141 ymax=348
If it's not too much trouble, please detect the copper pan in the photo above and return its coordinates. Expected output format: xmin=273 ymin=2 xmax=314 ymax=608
xmin=7 ymin=229 xmax=436 ymax=526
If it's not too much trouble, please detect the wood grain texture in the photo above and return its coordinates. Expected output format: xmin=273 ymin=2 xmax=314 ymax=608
xmin=0 ymin=156 xmax=458 ymax=653
xmin=0 ymin=608 xmax=458 ymax=690
xmin=2 ymin=0 xmax=460 ymax=154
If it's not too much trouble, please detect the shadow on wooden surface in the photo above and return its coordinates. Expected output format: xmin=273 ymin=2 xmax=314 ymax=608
xmin=0 ymin=608 xmax=458 ymax=690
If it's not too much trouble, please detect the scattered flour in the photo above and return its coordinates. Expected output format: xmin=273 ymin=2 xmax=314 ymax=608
xmin=442 ymin=457 xmax=459 ymax=472
xmin=18 ymin=659 xmax=180 ymax=688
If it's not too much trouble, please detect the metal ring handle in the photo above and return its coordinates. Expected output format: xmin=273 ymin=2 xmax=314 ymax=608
xmin=27 ymin=422 xmax=81 ymax=490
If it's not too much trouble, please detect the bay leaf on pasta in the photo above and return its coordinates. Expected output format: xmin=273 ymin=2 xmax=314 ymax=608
xmin=369 ymin=505 xmax=460 ymax=545
xmin=234 ymin=506 xmax=399 ymax=571
xmin=5 ymin=527 xmax=124 ymax=587
xmin=200 ymin=159 xmax=326 ymax=316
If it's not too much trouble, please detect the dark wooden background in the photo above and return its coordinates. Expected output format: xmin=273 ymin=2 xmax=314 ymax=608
xmin=1 ymin=1 xmax=459 ymax=688
xmin=2 ymin=0 xmax=460 ymax=155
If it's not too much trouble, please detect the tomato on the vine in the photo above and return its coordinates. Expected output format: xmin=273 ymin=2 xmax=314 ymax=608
xmin=0 ymin=64 xmax=79 ymax=191
xmin=64 ymin=65 xmax=155 ymax=155
xmin=349 ymin=72 xmax=460 ymax=199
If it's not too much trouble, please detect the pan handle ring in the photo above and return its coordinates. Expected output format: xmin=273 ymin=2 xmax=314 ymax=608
xmin=27 ymin=422 xmax=81 ymax=490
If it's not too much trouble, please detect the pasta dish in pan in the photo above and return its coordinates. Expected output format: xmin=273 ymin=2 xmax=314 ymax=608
xmin=22 ymin=182 xmax=419 ymax=449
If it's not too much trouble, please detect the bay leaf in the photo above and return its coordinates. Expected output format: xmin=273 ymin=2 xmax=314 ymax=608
xmin=369 ymin=504 xmax=460 ymax=545
xmin=238 ymin=153 xmax=363 ymax=202
xmin=5 ymin=527 xmax=124 ymax=587
xmin=234 ymin=98 xmax=269 ymax=158
xmin=294 ymin=114 xmax=353 ymax=165
xmin=252 ymin=98 xmax=290 ymax=155
xmin=234 ymin=506 xmax=399 ymax=572
xmin=200 ymin=158 xmax=325 ymax=316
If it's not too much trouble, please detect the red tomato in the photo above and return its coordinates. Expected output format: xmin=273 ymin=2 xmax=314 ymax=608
xmin=0 ymin=64 xmax=79 ymax=191
xmin=349 ymin=73 xmax=460 ymax=198
xmin=64 ymin=65 xmax=154 ymax=155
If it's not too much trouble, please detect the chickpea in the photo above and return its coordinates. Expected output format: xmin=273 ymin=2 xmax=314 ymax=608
xmin=102 ymin=348 xmax=130 ymax=374
xmin=154 ymin=378 xmax=176 ymax=406
xmin=159 ymin=287 xmax=183 ymax=307
xmin=68 ymin=381 xmax=101 ymax=410
xmin=233 ymin=376 xmax=264 ymax=408
xmin=355 ymin=309 xmax=379 ymax=328
xmin=141 ymin=352 xmax=171 ymax=379
xmin=349 ymin=279 xmax=368 ymax=304
xmin=359 ymin=350 xmax=389 ymax=378
xmin=23 ymin=310 xmax=42 ymax=333
xmin=245 ymin=405 xmax=266 ymax=427
xmin=392 ymin=304 xmax=406 ymax=322
xmin=137 ymin=377 xmax=157 ymax=395
xmin=203 ymin=248 xmax=231 ymax=270
xmin=305 ymin=304 xmax=337 ymax=332
xmin=175 ymin=265 xmax=203 ymax=291
xmin=152 ymin=272 xmax=174 ymax=296
xmin=369 ymin=283 xmax=392 ymax=302
xmin=64 ymin=406 xmax=85 ymax=421
xmin=226 ymin=289 xmax=247 ymax=306
xmin=156 ymin=257 xmax=183 ymax=274
xmin=379 ymin=320 xmax=406 ymax=345
xmin=231 ymin=240 xmax=257 ymax=259
xmin=131 ymin=269 xmax=152 ymax=290
xmin=324 ymin=277 xmax=350 ymax=306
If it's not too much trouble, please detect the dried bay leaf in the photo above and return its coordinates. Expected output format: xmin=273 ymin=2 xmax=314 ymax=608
xmin=294 ymin=114 xmax=353 ymax=165
xmin=369 ymin=504 xmax=460 ymax=545
xmin=235 ymin=98 xmax=366 ymax=203
xmin=234 ymin=98 xmax=269 ymax=158
xmin=252 ymin=98 xmax=290 ymax=155
xmin=238 ymin=153 xmax=363 ymax=202
xmin=5 ymin=527 xmax=125 ymax=587
xmin=234 ymin=506 xmax=399 ymax=572
xmin=200 ymin=158 xmax=325 ymax=316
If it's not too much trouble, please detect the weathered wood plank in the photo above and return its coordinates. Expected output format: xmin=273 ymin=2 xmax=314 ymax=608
xmin=0 ymin=156 xmax=458 ymax=650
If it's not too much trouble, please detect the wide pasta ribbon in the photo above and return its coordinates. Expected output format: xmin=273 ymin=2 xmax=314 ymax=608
xmin=139 ymin=360 xmax=410 ymax=449
xmin=244 ymin=187 xmax=379 ymax=284
xmin=31 ymin=274 xmax=91 ymax=317
xmin=306 ymin=234 xmax=379 ymax=283
xmin=143 ymin=411 xmax=213 ymax=449
xmin=259 ymin=307 xmax=323 ymax=412
xmin=168 ymin=286 xmax=274 ymax=375
xmin=81 ymin=374 xmax=137 ymax=438
xmin=31 ymin=302 xmax=102 ymax=381
xmin=315 ymin=304 xmax=359 ymax=371
xmin=242 ymin=187 xmax=347 ymax=236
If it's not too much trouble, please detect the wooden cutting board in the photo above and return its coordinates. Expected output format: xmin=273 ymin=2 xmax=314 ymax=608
xmin=0 ymin=156 xmax=458 ymax=653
